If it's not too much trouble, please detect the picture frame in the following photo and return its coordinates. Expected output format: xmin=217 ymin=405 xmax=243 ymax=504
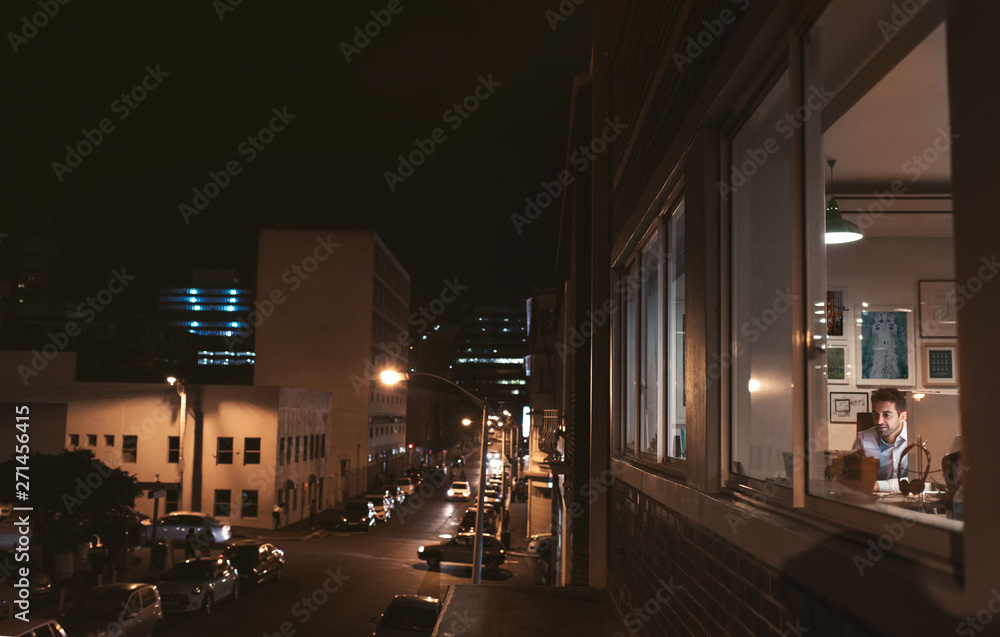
xmin=855 ymin=305 xmax=915 ymax=386
xmin=921 ymin=342 xmax=958 ymax=387
xmin=830 ymin=391 xmax=869 ymax=423
xmin=918 ymin=280 xmax=957 ymax=338
xmin=826 ymin=288 xmax=847 ymax=339
xmin=826 ymin=344 xmax=850 ymax=385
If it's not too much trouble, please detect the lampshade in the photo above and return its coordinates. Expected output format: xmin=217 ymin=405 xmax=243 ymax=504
xmin=824 ymin=198 xmax=863 ymax=244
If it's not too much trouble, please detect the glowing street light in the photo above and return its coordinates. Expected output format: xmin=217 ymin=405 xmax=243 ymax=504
xmin=379 ymin=370 xmax=491 ymax=584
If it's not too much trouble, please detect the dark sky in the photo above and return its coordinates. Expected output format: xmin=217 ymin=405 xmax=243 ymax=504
xmin=1 ymin=0 xmax=591 ymax=315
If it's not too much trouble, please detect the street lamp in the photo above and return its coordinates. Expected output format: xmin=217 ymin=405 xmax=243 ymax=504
xmin=380 ymin=370 xmax=491 ymax=584
xmin=166 ymin=376 xmax=187 ymax=510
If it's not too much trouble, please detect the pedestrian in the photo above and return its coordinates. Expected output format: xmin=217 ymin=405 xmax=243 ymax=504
xmin=184 ymin=528 xmax=197 ymax=559
xmin=273 ymin=503 xmax=282 ymax=530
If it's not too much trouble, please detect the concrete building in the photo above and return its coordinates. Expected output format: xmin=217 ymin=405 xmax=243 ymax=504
xmin=253 ymin=230 xmax=409 ymax=497
xmin=0 ymin=352 xmax=331 ymax=530
xmin=538 ymin=0 xmax=998 ymax=635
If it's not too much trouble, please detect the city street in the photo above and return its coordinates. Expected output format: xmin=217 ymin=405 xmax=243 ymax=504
xmin=37 ymin=459 xmax=535 ymax=637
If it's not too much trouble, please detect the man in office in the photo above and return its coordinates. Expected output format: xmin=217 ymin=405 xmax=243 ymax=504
xmin=852 ymin=387 xmax=908 ymax=493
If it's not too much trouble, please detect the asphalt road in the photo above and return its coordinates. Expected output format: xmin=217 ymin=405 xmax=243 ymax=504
xmin=157 ymin=469 xmax=533 ymax=636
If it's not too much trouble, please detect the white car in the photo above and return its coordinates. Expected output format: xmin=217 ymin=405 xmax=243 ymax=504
xmin=146 ymin=511 xmax=232 ymax=547
xmin=395 ymin=477 xmax=415 ymax=497
xmin=446 ymin=481 xmax=471 ymax=501
xmin=364 ymin=493 xmax=392 ymax=521
xmin=156 ymin=557 xmax=239 ymax=614
xmin=0 ymin=618 xmax=67 ymax=636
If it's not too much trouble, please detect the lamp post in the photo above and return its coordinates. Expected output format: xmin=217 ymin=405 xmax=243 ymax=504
xmin=166 ymin=376 xmax=187 ymax=510
xmin=380 ymin=370 xmax=490 ymax=584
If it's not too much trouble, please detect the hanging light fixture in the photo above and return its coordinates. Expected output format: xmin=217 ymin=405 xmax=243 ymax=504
xmin=824 ymin=159 xmax=863 ymax=244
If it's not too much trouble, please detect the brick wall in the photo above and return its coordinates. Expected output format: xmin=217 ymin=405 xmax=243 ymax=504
xmin=607 ymin=481 xmax=882 ymax=637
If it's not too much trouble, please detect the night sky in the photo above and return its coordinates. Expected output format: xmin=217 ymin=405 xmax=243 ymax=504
xmin=1 ymin=0 xmax=591 ymax=315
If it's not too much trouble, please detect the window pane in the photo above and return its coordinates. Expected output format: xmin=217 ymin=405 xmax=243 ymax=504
xmin=666 ymin=203 xmax=687 ymax=459
xmin=168 ymin=436 xmax=179 ymax=464
xmin=623 ymin=266 xmax=639 ymax=455
xmin=244 ymin=437 xmax=261 ymax=465
xmin=640 ymin=230 xmax=663 ymax=457
xmin=217 ymin=437 xmax=233 ymax=464
xmin=730 ymin=69 xmax=793 ymax=482
xmin=122 ymin=435 xmax=138 ymax=463
xmin=242 ymin=490 xmax=259 ymax=518
xmin=214 ymin=489 xmax=231 ymax=517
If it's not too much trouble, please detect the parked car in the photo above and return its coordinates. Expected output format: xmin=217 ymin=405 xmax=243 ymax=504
xmin=0 ymin=548 xmax=52 ymax=598
xmin=339 ymin=500 xmax=376 ymax=531
xmin=370 ymin=594 xmax=441 ymax=637
xmin=457 ymin=506 xmax=499 ymax=536
xmin=446 ymin=481 xmax=471 ymax=502
xmin=339 ymin=500 xmax=377 ymax=531
xmin=156 ymin=557 xmax=239 ymax=614
xmin=417 ymin=532 xmax=506 ymax=571
xmin=146 ymin=511 xmax=231 ymax=547
xmin=223 ymin=540 xmax=285 ymax=588
xmin=59 ymin=582 xmax=164 ymax=637
xmin=0 ymin=618 xmax=68 ymax=636
xmin=395 ymin=477 xmax=415 ymax=497
xmin=364 ymin=492 xmax=392 ymax=522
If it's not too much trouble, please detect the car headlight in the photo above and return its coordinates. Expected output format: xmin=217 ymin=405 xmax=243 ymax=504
xmin=447 ymin=490 xmax=454 ymax=496
xmin=192 ymin=586 xmax=203 ymax=595
xmin=418 ymin=545 xmax=425 ymax=552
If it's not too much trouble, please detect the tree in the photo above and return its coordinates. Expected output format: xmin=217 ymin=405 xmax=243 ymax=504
xmin=0 ymin=449 xmax=142 ymax=550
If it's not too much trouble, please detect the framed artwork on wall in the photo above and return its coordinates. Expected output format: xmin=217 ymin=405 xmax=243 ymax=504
xmin=826 ymin=344 xmax=849 ymax=385
xmin=826 ymin=289 xmax=847 ymax=339
xmin=918 ymin=280 xmax=957 ymax=338
xmin=856 ymin=305 xmax=915 ymax=386
xmin=830 ymin=392 xmax=869 ymax=423
xmin=921 ymin=342 xmax=958 ymax=387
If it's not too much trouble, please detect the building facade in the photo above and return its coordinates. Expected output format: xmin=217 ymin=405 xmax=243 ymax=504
xmin=551 ymin=0 xmax=998 ymax=634
xmin=0 ymin=352 xmax=331 ymax=530
xmin=452 ymin=298 xmax=528 ymax=415
xmin=253 ymin=230 xmax=409 ymax=496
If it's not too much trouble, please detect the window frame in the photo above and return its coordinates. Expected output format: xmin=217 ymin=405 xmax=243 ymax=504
xmin=214 ymin=489 xmax=231 ymax=518
xmin=217 ymin=436 xmax=234 ymax=465
xmin=122 ymin=435 xmax=138 ymax=463
xmin=244 ymin=437 xmax=261 ymax=465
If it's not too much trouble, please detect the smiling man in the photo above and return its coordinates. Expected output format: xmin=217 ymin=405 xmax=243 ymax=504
xmin=852 ymin=387 xmax=909 ymax=493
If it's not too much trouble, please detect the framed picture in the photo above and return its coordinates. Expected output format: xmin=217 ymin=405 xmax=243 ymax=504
xmin=921 ymin=342 xmax=958 ymax=387
xmin=826 ymin=344 xmax=850 ymax=385
xmin=856 ymin=305 xmax=915 ymax=386
xmin=826 ymin=289 xmax=847 ymax=339
xmin=918 ymin=280 xmax=957 ymax=338
xmin=830 ymin=391 xmax=869 ymax=423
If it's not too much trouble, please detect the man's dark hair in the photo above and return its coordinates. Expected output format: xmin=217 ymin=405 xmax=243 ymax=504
xmin=871 ymin=387 xmax=907 ymax=414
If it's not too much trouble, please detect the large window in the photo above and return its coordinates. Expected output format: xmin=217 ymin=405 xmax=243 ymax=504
xmin=729 ymin=69 xmax=794 ymax=484
xmin=122 ymin=435 xmax=138 ymax=463
xmin=804 ymin=3 xmax=960 ymax=528
xmin=217 ymin=437 xmax=234 ymax=464
xmin=242 ymin=490 xmax=259 ymax=518
xmin=618 ymin=201 xmax=686 ymax=464
xmin=167 ymin=436 xmax=179 ymax=463
xmin=244 ymin=437 xmax=261 ymax=465
xmin=214 ymin=489 xmax=231 ymax=517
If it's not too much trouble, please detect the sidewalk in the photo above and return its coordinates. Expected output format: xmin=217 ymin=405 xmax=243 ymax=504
xmin=433 ymin=464 xmax=627 ymax=637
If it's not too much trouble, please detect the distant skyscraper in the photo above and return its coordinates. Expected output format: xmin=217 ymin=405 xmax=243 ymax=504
xmin=158 ymin=269 xmax=255 ymax=368
xmin=452 ymin=298 xmax=527 ymax=413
